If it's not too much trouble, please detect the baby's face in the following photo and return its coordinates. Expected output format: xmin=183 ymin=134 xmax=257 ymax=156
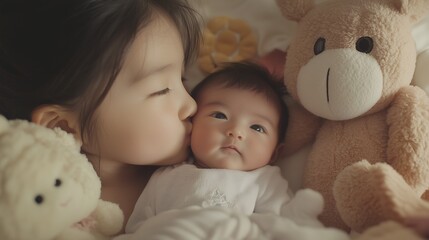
xmin=191 ymin=85 xmax=280 ymax=171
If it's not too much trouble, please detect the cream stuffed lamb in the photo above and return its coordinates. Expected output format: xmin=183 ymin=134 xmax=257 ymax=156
xmin=0 ymin=115 xmax=123 ymax=240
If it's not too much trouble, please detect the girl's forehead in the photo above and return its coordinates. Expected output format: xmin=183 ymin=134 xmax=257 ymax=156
xmin=120 ymin=12 xmax=184 ymax=78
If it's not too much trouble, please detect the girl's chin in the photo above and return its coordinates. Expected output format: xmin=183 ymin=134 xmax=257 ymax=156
xmin=162 ymin=149 xmax=191 ymax=165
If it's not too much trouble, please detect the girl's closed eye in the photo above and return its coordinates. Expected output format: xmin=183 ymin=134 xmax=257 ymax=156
xmin=150 ymin=88 xmax=170 ymax=97
xmin=250 ymin=124 xmax=266 ymax=133
xmin=210 ymin=111 xmax=227 ymax=120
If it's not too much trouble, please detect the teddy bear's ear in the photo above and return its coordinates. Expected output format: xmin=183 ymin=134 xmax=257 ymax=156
xmin=387 ymin=0 xmax=429 ymax=24
xmin=276 ymin=0 xmax=315 ymax=22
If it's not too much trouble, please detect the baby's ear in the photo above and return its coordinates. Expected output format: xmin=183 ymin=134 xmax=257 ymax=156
xmin=276 ymin=0 xmax=315 ymax=22
xmin=387 ymin=0 xmax=429 ymax=24
xmin=270 ymin=143 xmax=286 ymax=164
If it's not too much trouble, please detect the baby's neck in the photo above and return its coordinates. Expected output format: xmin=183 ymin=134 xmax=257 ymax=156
xmin=193 ymin=158 xmax=210 ymax=169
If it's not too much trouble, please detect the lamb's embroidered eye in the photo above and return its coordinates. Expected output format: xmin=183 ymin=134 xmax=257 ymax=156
xmin=55 ymin=178 xmax=62 ymax=187
xmin=314 ymin=37 xmax=326 ymax=55
xmin=356 ymin=37 xmax=373 ymax=53
xmin=34 ymin=195 xmax=44 ymax=204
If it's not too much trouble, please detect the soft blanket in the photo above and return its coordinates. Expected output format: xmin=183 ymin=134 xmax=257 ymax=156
xmin=114 ymin=189 xmax=349 ymax=240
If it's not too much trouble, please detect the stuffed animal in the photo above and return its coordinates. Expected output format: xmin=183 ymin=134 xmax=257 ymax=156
xmin=0 ymin=115 xmax=123 ymax=240
xmin=197 ymin=16 xmax=258 ymax=74
xmin=354 ymin=221 xmax=424 ymax=240
xmin=276 ymin=0 xmax=429 ymax=233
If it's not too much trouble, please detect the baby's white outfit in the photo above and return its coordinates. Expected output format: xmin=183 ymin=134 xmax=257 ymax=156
xmin=120 ymin=163 xmax=349 ymax=240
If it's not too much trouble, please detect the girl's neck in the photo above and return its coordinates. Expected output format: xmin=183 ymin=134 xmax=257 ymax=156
xmin=86 ymin=155 xmax=157 ymax=233
xmin=87 ymin=155 xmax=157 ymax=187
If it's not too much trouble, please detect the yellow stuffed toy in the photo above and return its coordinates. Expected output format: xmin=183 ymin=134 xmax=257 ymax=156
xmin=277 ymin=0 xmax=429 ymax=233
xmin=198 ymin=16 xmax=258 ymax=73
xmin=0 ymin=116 xmax=123 ymax=240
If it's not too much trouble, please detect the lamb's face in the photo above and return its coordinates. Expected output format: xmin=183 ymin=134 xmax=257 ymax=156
xmin=285 ymin=1 xmax=416 ymax=120
xmin=0 ymin=125 xmax=100 ymax=240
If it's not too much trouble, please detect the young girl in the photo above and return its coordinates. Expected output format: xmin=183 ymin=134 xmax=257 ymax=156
xmin=0 ymin=0 xmax=201 ymax=231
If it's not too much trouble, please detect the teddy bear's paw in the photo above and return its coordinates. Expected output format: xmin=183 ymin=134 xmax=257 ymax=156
xmin=198 ymin=16 xmax=257 ymax=73
xmin=392 ymin=85 xmax=428 ymax=105
xmin=353 ymin=221 xmax=423 ymax=240
xmin=334 ymin=160 xmax=429 ymax=232
xmin=333 ymin=160 xmax=399 ymax=232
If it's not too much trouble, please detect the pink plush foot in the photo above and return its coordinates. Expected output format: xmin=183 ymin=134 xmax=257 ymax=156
xmin=333 ymin=160 xmax=429 ymax=232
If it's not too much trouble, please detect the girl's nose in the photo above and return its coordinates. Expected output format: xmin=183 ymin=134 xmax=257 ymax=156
xmin=179 ymin=91 xmax=197 ymax=121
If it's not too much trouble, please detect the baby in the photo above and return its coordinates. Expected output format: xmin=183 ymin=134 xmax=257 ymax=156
xmin=125 ymin=62 xmax=347 ymax=239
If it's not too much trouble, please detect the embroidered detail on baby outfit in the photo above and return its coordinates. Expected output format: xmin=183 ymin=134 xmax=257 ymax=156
xmin=202 ymin=188 xmax=232 ymax=208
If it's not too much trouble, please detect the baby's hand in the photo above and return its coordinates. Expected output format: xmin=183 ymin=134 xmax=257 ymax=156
xmin=282 ymin=189 xmax=324 ymax=227
xmin=405 ymin=216 xmax=429 ymax=238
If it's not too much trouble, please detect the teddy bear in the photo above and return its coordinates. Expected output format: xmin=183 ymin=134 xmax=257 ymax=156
xmin=0 ymin=115 xmax=123 ymax=240
xmin=276 ymin=0 xmax=429 ymax=233
xmin=353 ymin=221 xmax=424 ymax=240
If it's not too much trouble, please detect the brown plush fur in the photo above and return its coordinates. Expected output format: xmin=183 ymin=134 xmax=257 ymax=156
xmin=354 ymin=221 xmax=423 ymax=240
xmin=277 ymin=0 xmax=429 ymax=233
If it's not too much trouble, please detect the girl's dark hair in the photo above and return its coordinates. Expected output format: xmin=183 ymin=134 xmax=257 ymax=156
xmin=0 ymin=0 xmax=201 ymax=144
xmin=191 ymin=61 xmax=289 ymax=144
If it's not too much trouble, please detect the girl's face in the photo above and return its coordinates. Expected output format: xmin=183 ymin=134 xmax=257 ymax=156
xmin=85 ymin=12 xmax=196 ymax=166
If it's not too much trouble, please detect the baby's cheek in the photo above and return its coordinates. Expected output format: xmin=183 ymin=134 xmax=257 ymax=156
xmin=248 ymin=140 xmax=273 ymax=162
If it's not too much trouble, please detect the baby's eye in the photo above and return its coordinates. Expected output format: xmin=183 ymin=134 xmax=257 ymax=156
xmin=210 ymin=112 xmax=227 ymax=120
xmin=150 ymin=88 xmax=170 ymax=96
xmin=250 ymin=124 xmax=266 ymax=133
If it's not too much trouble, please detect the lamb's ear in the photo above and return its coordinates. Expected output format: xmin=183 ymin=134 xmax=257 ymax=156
xmin=0 ymin=115 xmax=8 ymax=134
xmin=389 ymin=0 xmax=429 ymax=24
xmin=276 ymin=0 xmax=315 ymax=22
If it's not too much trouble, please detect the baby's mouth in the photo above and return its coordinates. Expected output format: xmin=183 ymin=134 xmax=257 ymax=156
xmin=222 ymin=145 xmax=241 ymax=156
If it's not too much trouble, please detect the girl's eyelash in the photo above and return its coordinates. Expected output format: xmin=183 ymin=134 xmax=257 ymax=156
xmin=151 ymin=88 xmax=170 ymax=96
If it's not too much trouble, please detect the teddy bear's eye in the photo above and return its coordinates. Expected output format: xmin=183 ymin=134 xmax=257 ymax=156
xmin=356 ymin=37 xmax=373 ymax=54
xmin=34 ymin=195 xmax=44 ymax=205
xmin=314 ymin=37 xmax=326 ymax=55
xmin=55 ymin=178 xmax=62 ymax=187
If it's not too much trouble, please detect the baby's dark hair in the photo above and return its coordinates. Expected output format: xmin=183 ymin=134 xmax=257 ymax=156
xmin=0 ymin=0 xmax=201 ymax=145
xmin=191 ymin=61 xmax=289 ymax=144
